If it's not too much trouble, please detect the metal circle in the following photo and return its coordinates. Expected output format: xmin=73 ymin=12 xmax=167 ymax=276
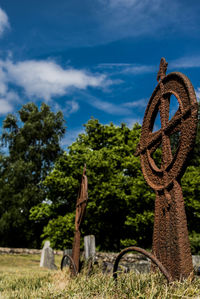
xmin=140 ymin=72 xmax=198 ymax=190
xmin=113 ymin=246 xmax=172 ymax=283
xmin=61 ymin=254 xmax=78 ymax=275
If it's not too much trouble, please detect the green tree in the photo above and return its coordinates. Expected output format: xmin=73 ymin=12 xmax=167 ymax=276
xmin=182 ymin=102 xmax=200 ymax=253
xmin=0 ymin=102 xmax=66 ymax=248
xmin=35 ymin=116 xmax=200 ymax=253
xmin=34 ymin=119 xmax=155 ymax=251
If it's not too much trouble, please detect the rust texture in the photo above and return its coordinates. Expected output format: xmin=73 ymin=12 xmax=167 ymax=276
xmin=61 ymin=165 xmax=88 ymax=275
xmin=113 ymin=246 xmax=172 ymax=283
xmin=135 ymin=57 xmax=198 ymax=280
xmin=61 ymin=253 xmax=77 ymax=274
xmin=72 ymin=164 xmax=88 ymax=274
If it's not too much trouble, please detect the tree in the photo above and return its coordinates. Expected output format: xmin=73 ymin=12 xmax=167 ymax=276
xmin=34 ymin=115 xmax=200 ymax=253
xmin=0 ymin=102 xmax=66 ymax=248
xmin=181 ymin=102 xmax=200 ymax=253
xmin=33 ymin=119 xmax=155 ymax=251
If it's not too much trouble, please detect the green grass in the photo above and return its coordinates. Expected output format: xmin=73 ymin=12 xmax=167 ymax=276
xmin=0 ymin=254 xmax=200 ymax=298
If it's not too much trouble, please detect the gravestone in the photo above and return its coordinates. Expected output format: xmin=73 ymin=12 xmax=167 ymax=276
xmin=192 ymin=256 xmax=200 ymax=274
xmin=40 ymin=240 xmax=57 ymax=270
xmin=84 ymin=235 xmax=96 ymax=260
xmin=63 ymin=248 xmax=72 ymax=257
xmin=62 ymin=249 xmax=73 ymax=267
xmin=113 ymin=57 xmax=198 ymax=282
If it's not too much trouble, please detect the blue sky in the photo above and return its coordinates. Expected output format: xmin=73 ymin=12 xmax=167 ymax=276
xmin=0 ymin=0 xmax=200 ymax=148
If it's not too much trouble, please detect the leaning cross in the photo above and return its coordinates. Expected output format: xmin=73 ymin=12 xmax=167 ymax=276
xmin=61 ymin=164 xmax=88 ymax=275
xmin=135 ymin=58 xmax=198 ymax=280
xmin=72 ymin=164 xmax=88 ymax=273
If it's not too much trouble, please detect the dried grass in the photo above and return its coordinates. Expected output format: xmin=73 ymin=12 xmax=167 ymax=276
xmin=0 ymin=254 xmax=200 ymax=298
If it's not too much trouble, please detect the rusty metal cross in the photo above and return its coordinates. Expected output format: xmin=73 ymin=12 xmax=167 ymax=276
xmin=61 ymin=164 xmax=88 ymax=275
xmin=72 ymin=164 xmax=88 ymax=273
xmin=75 ymin=164 xmax=88 ymax=232
xmin=135 ymin=58 xmax=198 ymax=280
xmin=113 ymin=58 xmax=198 ymax=282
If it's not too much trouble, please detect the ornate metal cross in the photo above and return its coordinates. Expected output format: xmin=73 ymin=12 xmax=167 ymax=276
xmin=135 ymin=58 xmax=198 ymax=280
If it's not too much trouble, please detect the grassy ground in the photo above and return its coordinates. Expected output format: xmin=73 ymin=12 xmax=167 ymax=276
xmin=0 ymin=254 xmax=200 ymax=298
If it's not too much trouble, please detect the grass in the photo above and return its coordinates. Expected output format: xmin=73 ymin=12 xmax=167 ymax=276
xmin=0 ymin=254 xmax=200 ymax=298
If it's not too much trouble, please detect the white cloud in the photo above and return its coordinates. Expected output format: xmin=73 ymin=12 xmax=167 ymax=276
xmin=0 ymin=56 xmax=153 ymax=118
xmin=124 ymin=117 xmax=143 ymax=127
xmin=195 ymin=88 xmax=200 ymax=101
xmin=90 ymin=97 xmax=131 ymax=115
xmin=98 ymin=63 xmax=131 ymax=69
xmin=0 ymin=89 xmax=20 ymax=115
xmin=99 ymin=55 xmax=200 ymax=76
xmin=79 ymin=90 xmax=148 ymax=115
xmin=0 ymin=57 xmax=112 ymax=115
xmin=122 ymin=65 xmax=154 ymax=75
xmin=0 ymin=7 xmax=10 ymax=37
xmin=0 ymin=67 xmax=7 ymax=95
xmin=96 ymin=0 xmax=186 ymax=42
xmin=123 ymin=98 xmax=147 ymax=108
xmin=3 ymin=59 xmax=106 ymax=102
xmin=61 ymin=128 xmax=84 ymax=148
xmin=170 ymin=56 xmax=200 ymax=69
xmin=108 ymin=0 xmax=138 ymax=8
xmin=0 ymin=99 xmax=13 ymax=115
xmin=65 ymin=100 xmax=79 ymax=115
xmin=0 ymin=60 xmax=21 ymax=115
xmin=97 ymin=63 xmax=155 ymax=75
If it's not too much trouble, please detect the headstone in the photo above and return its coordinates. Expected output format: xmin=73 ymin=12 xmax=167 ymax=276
xmin=62 ymin=249 xmax=73 ymax=267
xmin=192 ymin=255 xmax=200 ymax=274
xmin=40 ymin=240 xmax=50 ymax=267
xmin=84 ymin=235 xmax=96 ymax=260
xmin=63 ymin=248 xmax=72 ymax=256
xmin=40 ymin=240 xmax=57 ymax=270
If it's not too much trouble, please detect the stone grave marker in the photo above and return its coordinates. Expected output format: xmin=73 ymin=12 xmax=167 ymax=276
xmin=40 ymin=240 xmax=57 ymax=270
xmin=62 ymin=249 xmax=72 ymax=267
xmin=84 ymin=235 xmax=96 ymax=260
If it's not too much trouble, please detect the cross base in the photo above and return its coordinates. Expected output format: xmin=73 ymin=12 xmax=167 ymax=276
xmin=152 ymin=180 xmax=193 ymax=280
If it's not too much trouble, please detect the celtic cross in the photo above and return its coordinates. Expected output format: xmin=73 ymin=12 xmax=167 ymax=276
xmin=135 ymin=57 xmax=198 ymax=280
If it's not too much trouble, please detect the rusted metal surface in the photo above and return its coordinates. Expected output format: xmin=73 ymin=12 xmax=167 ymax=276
xmin=135 ymin=58 xmax=198 ymax=280
xmin=61 ymin=165 xmax=88 ymax=275
xmin=113 ymin=246 xmax=172 ymax=283
xmin=72 ymin=164 xmax=88 ymax=274
xmin=61 ymin=253 xmax=78 ymax=275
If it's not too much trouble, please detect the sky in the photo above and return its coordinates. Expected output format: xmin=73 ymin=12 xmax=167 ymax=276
xmin=0 ymin=0 xmax=200 ymax=148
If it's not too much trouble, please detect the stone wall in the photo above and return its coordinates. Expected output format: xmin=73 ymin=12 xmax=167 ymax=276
xmin=0 ymin=247 xmax=62 ymax=255
xmin=95 ymin=251 xmax=150 ymax=273
xmin=95 ymin=252 xmax=200 ymax=273
xmin=0 ymin=247 xmax=199 ymax=274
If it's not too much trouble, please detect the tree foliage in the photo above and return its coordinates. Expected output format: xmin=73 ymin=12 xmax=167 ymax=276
xmin=1 ymin=102 xmax=200 ymax=253
xmin=36 ymin=119 xmax=155 ymax=251
xmin=35 ymin=115 xmax=200 ymax=253
xmin=182 ymin=102 xmax=200 ymax=253
xmin=0 ymin=103 xmax=66 ymax=248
